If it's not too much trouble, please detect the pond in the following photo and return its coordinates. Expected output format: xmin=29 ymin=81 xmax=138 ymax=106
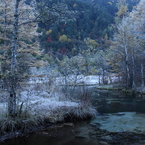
xmin=1 ymin=88 xmax=145 ymax=145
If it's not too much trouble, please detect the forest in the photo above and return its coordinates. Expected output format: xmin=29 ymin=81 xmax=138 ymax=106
xmin=0 ymin=0 xmax=145 ymax=143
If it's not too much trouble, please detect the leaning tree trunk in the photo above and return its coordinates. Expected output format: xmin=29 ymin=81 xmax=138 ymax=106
xmin=8 ymin=0 xmax=20 ymax=118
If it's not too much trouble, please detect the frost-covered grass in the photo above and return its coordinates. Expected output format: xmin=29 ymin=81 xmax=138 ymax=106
xmin=20 ymin=96 xmax=97 ymax=123
xmin=0 ymin=83 xmax=97 ymax=138
xmin=55 ymin=75 xmax=120 ymax=85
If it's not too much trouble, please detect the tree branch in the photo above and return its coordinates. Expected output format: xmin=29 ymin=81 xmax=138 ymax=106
xmin=18 ymin=17 xmax=56 ymax=27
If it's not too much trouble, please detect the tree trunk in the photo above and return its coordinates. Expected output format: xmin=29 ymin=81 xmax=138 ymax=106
xmin=8 ymin=0 xmax=20 ymax=117
xmin=131 ymin=47 xmax=136 ymax=92
xmin=141 ymin=63 xmax=144 ymax=96
xmin=85 ymin=57 xmax=89 ymax=75
xmin=99 ymin=75 xmax=101 ymax=84
xmin=124 ymin=44 xmax=130 ymax=88
xmin=102 ymin=68 xmax=105 ymax=85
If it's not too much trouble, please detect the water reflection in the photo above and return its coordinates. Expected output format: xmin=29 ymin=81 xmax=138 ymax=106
xmin=0 ymin=121 xmax=99 ymax=145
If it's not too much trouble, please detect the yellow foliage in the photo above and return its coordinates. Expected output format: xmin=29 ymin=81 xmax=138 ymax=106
xmin=19 ymin=49 xmax=32 ymax=53
xmin=133 ymin=6 xmax=137 ymax=9
xmin=117 ymin=5 xmax=128 ymax=17
xmin=30 ymin=60 xmax=46 ymax=67
xmin=116 ymin=0 xmax=128 ymax=17
xmin=54 ymin=69 xmax=58 ymax=72
xmin=108 ymin=2 xmax=112 ymax=5
xmin=46 ymin=30 xmax=52 ymax=35
xmin=73 ymin=4 xmax=78 ymax=7
xmin=67 ymin=38 xmax=71 ymax=42
xmin=104 ymin=34 xmax=108 ymax=40
xmin=90 ymin=68 xmax=98 ymax=74
xmin=18 ymin=47 xmax=42 ymax=56
xmin=59 ymin=35 xmax=71 ymax=42
xmin=6 ymin=60 xmax=10 ymax=64
xmin=59 ymin=35 xmax=68 ymax=42
xmin=86 ymin=38 xmax=98 ymax=48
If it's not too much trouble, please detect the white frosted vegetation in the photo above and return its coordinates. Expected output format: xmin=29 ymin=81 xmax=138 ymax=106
xmin=0 ymin=80 xmax=97 ymax=127
xmin=28 ymin=98 xmax=79 ymax=120
xmin=0 ymin=67 xmax=98 ymax=136
xmin=0 ymin=86 xmax=97 ymax=137
xmin=54 ymin=75 xmax=120 ymax=85
xmin=20 ymin=93 xmax=97 ymax=122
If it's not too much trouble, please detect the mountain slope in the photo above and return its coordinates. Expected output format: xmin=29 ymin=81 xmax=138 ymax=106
xmin=38 ymin=0 xmax=139 ymax=56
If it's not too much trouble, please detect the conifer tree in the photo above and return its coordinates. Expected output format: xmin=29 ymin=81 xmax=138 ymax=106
xmin=0 ymin=0 xmax=41 ymax=117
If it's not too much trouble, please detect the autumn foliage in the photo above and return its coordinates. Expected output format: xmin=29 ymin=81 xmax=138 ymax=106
xmin=47 ymin=37 xmax=52 ymax=42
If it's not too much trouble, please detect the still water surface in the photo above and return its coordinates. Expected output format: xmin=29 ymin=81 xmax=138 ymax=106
xmin=1 ymin=89 xmax=145 ymax=145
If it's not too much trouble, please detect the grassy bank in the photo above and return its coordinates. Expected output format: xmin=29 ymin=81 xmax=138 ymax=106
xmin=0 ymin=88 xmax=97 ymax=142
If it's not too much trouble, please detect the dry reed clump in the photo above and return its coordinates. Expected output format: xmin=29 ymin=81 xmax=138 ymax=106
xmin=0 ymin=116 xmax=43 ymax=136
xmin=26 ymin=97 xmax=97 ymax=123
xmin=64 ymin=105 xmax=97 ymax=120
xmin=27 ymin=99 xmax=79 ymax=123
xmin=0 ymin=85 xmax=97 ymax=137
xmin=40 ymin=105 xmax=97 ymax=123
xmin=0 ymin=100 xmax=97 ymax=137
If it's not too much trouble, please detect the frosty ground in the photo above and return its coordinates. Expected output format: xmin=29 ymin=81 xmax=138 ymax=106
xmin=0 ymin=75 xmax=98 ymax=142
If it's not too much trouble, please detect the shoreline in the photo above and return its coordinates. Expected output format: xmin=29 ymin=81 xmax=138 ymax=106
xmin=0 ymin=101 xmax=97 ymax=143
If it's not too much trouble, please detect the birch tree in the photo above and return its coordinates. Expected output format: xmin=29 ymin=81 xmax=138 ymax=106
xmin=0 ymin=0 xmax=77 ymax=117
xmin=130 ymin=0 xmax=145 ymax=92
xmin=110 ymin=0 xmax=145 ymax=90
xmin=126 ymin=0 xmax=145 ymax=90
xmin=0 ymin=0 xmax=41 ymax=117
xmin=111 ymin=19 xmax=132 ymax=87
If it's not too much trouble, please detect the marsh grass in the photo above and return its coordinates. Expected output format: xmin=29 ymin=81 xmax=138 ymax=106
xmin=0 ymin=98 xmax=97 ymax=136
xmin=0 ymin=78 xmax=97 ymax=140
xmin=64 ymin=105 xmax=97 ymax=120
xmin=0 ymin=113 xmax=43 ymax=135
